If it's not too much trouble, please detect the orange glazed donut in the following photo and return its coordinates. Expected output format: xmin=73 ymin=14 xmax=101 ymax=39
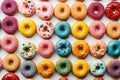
xmin=54 ymin=3 xmax=70 ymax=21
xmin=71 ymin=2 xmax=87 ymax=20
xmin=58 ymin=0 xmax=67 ymax=2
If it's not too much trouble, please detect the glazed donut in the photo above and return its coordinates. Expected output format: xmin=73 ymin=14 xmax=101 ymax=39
xmin=90 ymin=21 xmax=106 ymax=39
xmin=90 ymin=60 xmax=106 ymax=76
xmin=107 ymin=21 xmax=120 ymax=39
xmin=37 ymin=59 xmax=55 ymax=78
xmin=0 ymin=57 xmax=3 ymax=70
xmin=107 ymin=60 xmax=120 ymax=78
xmin=107 ymin=40 xmax=120 ymax=57
xmin=59 ymin=77 xmax=68 ymax=80
xmin=2 ymin=35 xmax=18 ymax=53
xmin=94 ymin=77 xmax=104 ymax=80
xmin=72 ymin=60 xmax=89 ymax=78
xmin=88 ymin=2 xmax=104 ymax=20
xmin=72 ymin=40 xmax=89 ymax=59
xmin=38 ymin=40 xmax=54 ymax=58
xmin=56 ymin=58 xmax=72 ymax=76
xmin=54 ymin=3 xmax=70 ymax=21
xmin=37 ymin=21 xmax=54 ymax=39
xmin=2 ymin=73 xmax=19 ymax=80
xmin=71 ymin=2 xmax=87 ymax=20
xmin=76 ymin=0 xmax=84 ymax=1
xmin=71 ymin=21 xmax=89 ymax=39
xmin=19 ymin=0 xmax=36 ymax=17
xmin=20 ymin=61 xmax=37 ymax=78
xmin=90 ymin=40 xmax=107 ymax=58
xmin=3 ymin=54 xmax=20 ymax=72
xmin=55 ymin=40 xmax=72 ymax=57
xmin=55 ymin=21 xmax=71 ymax=38
xmin=19 ymin=19 xmax=36 ymax=38
xmin=36 ymin=2 xmax=53 ymax=20
xmin=58 ymin=0 xmax=67 ymax=2
xmin=106 ymin=2 xmax=120 ymax=20
xmin=2 ymin=16 xmax=18 ymax=34
xmin=1 ymin=0 xmax=18 ymax=16
xmin=20 ymin=42 xmax=37 ymax=60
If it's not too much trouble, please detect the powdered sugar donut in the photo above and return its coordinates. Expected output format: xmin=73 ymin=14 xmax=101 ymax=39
xmin=36 ymin=2 xmax=53 ymax=20
xmin=37 ymin=21 xmax=54 ymax=39
xmin=18 ymin=0 xmax=36 ymax=17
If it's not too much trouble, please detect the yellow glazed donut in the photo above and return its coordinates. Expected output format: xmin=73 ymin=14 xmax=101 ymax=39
xmin=37 ymin=59 xmax=55 ymax=78
xmin=72 ymin=40 xmax=90 ymax=58
xmin=71 ymin=2 xmax=87 ymax=20
xmin=72 ymin=60 xmax=89 ymax=78
xmin=71 ymin=21 xmax=89 ymax=39
xmin=19 ymin=19 xmax=36 ymax=38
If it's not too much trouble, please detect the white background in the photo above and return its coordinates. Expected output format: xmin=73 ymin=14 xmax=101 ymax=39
xmin=0 ymin=0 xmax=120 ymax=80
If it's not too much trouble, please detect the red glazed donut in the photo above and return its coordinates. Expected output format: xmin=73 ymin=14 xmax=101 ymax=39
xmin=2 ymin=73 xmax=19 ymax=80
xmin=106 ymin=2 xmax=120 ymax=20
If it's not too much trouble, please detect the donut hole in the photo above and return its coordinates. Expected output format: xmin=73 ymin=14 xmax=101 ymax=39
xmin=112 ymin=27 xmax=117 ymax=32
xmin=42 ymin=7 xmax=47 ymax=12
xmin=77 ymin=7 xmax=81 ymax=12
xmin=78 ymin=27 xmax=82 ymax=32
xmin=94 ymin=7 xmax=99 ymax=14
xmin=61 ymin=45 xmax=66 ymax=51
xmin=25 ymin=5 xmax=29 ymax=8
xmin=113 ymin=66 xmax=118 ymax=70
xmin=78 ymin=46 xmax=83 ymax=51
xmin=97 ymin=46 xmax=100 ymax=51
xmin=25 ymin=65 xmax=30 ymax=70
xmin=9 ymin=60 xmax=13 ymax=65
xmin=111 ymin=7 xmax=116 ymax=13
xmin=6 ymin=3 xmax=12 ymax=9
xmin=43 ymin=45 xmax=48 ymax=51
xmin=60 ymin=8 xmax=65 ymax=13
xmin=96 ymin=26 xmax=100 ymax=31
xmin=7 ymin=40 xmax=11 ymax=45
xmin=60 ymin=27 xmax=65 ymax=31
xmin=61 ymin=63 xmax=66 ymax=69
xmin=113 ymin=45 xmax=117 ymax=50
xmin=78 ymin=66 xmax=83 ymax=70
xmin=24 ymin=47 xmax=30 ymax=52
xmin=7 ymin=21 xmax=12 ymax=27
xmin=43 ymin=26 xmax=48 ymax=32
xmin=96 ymin=66 xmax=100 ymax=70
xmin=44 ymin=65 xmax=49 ymax=70
xmin=25 ymin=24 xmax=30 ymax=30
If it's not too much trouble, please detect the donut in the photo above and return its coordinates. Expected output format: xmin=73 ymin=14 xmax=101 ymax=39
xmin=18 ymin=0 xmax=36 ymax=17
xmin=88 ymin=2 xmax=104 ymax=20
xmin=59 ymin=77 xmax=68 ymax=80
xmin=38 ymin=40 xmax=54 ymax=58
xmin=36 ymin=2 xmax=53 ymax=20
xmin=55 ymin=40 xmax=72 ymax=57
xmin=0 ymin=57 xmax=3 ymax=70
xmin=106 ymin=2 xmax=120 ymax=20
xmin=58 ymin=0 xmax=67 ymax=2
xmin=2 ymin=35 xmax=18 ymax=53
xmin=72 ymin=40 xmax=89 ymax=59
xmin=37 ymin=21 xmax=54 ymax=39
xmin=90 ymin=21 xmax=106 ymax=39
xmin=107 ymin=60 xmax=120 ymax=78
xmin=1 ymin=0 xmax=18 ymax=16
xmin=3 ymin=54 xmax=20 ymax=72
xmin=2 ymin=73 xmax=19 ymax=80
xmin=71 ymin=2 xmax=87 ymax=20
xmin=71 ymin=21 xmax=89 ymax=39
xmin=20 ymin=61 xmax=37 ymax=78
xmin=37 ymin=59 xmax=55 ymax=78
xmin=94 ymin=77 xmax=104 ymax=80
xmin=90 ymin=60 xmax=106 ymax=76
xmin=54 ymin=3 xmax=70 ymax=21
xmin=19 ymin=19 xmax=36 ymax=38
xmin=56 ymin=58 xmax=72 ymax=76
xmin=55 ymin=21 xmax=71 ymax=38
xmin=90 ymin=40 xmax=107 ymax=58
xmin=2 ymin=16 xmax=18 ymax=34
xmin=106 ymin=21 xmax=120 ymax=39
xmin=72 ymin=60 xmax=89 ymax=78
xmin=20 ymin=42 xmax=37 ymax=60
xmin=107 ymin=40 xmax=120 ymax=57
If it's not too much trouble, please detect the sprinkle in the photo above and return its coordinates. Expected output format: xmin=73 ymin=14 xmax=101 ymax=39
xmin=28 ymin=0 xmax=31 ymax=3
xmin=40 ymin=24 xmax=43 ymax=27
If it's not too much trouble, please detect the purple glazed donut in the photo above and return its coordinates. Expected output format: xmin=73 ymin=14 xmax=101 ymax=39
xmin=107 ymin=60 xmax=120 ymax=78
xmin=88 ymin=2 xmax=104 ymax=20
xmin=2 ymin=16 xmax=18 ymax=34
xmin=1 ymin=0 xmax=18 ymax=16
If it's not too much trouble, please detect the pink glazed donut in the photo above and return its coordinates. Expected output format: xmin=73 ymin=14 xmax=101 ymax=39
xmin=36 ymin=2 xmax=53 ymax=20
xmin=38 ymin=40 xmax=54 ymax=58
xmin=37 ymin=21 xmax=54 ymax=39
xmin=18 ymin=0 xmax=36 ymax=17
xmin=90 ymin=21 xmax=106 ymax=39
xmin=2 ymin=35 xmax=18 ymax=53
xmin=0 ymin=57 xmax=3 ymax=70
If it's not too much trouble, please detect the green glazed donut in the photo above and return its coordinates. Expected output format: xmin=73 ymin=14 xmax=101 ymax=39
xmin=56 ymin=58 xmax=72 ymax=76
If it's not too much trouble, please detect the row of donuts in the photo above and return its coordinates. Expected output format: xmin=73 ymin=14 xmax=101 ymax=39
xmin=1 ymin=55 xmax=120 ymax=79
xmin=1 ymin=16 xmax=120 ymax=39
xmin=1 ymin=35 xmax=120 ymax=59
xmin=1 ymin=0 xmax=120 ymax=20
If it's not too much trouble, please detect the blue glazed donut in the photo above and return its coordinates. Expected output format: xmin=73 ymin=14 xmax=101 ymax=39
xmin=20 ymin=61 xmax=37 ymax=78
xmin=108 ymin=40 xmax=120 ymax=57
xmin=55 ymin=22 xmax=71 ymax=38
xmin=90 ymin=60 xmax=106 ymax=76
xmin=55 ymin=40 xmax=72 ymax=57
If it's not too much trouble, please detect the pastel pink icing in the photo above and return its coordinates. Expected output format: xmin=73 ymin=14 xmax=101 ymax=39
xmin=18 ymin=0 xmax=36 ymax=17
xmin=37 ymin=21 xmax=54 ymax=39
xmin=36 ymin=2 xmax=53 ymax=20
xmin=0 ymin=58 xmax=2 ymax=70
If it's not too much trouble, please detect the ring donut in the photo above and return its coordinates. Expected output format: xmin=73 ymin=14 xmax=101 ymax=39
xmin=2 ymin=73 xmax=19 ymax=80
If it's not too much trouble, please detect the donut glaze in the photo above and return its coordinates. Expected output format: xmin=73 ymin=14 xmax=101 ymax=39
xmin=2 ymin=73 xmax=19 ymax=80
xmin=90 ymin=21 xmax=106 ymax=39
xmin=2 ymin=16 xmax=18 ymax=34
xmin=36 ymin=2 xmax=53 ymax=20
xmin=1 ymin=0 xmax=18 ymax=16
